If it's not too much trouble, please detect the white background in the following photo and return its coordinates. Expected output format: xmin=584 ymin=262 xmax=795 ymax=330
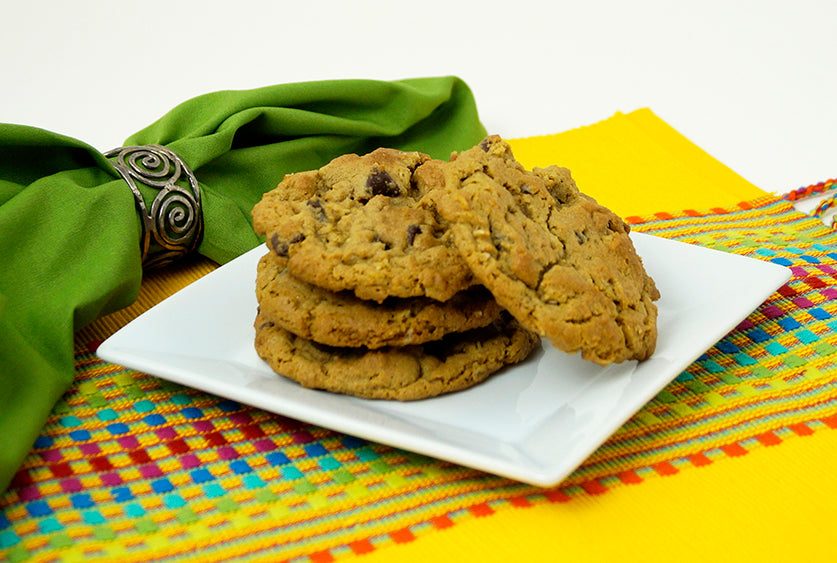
xmin=2 ymin=0 xmax=834 ymax=195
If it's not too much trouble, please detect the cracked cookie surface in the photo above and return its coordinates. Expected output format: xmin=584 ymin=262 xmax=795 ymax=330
xmin=253 ymin=311 xmax=540 ymax=401
xmin=252 ymin=148 xmax=474 ymax=303
xmin=255 ymin=252 xmax=503 ymax=349
xmin=431 ymin=136 xmax=660 ymax=365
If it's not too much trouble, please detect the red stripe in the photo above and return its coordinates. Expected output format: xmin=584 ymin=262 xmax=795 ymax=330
xmin=90 ymin=456 xmax=114 ymax=471
xmin=51 ymin=462 xmax=73 ymax=478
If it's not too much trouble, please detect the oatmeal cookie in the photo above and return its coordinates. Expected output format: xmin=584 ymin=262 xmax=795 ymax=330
xmin=431 ymin=136 xmax=660 ymax=365
xmin=255 ymin=252 xmax=502 ymax=349
xmin=253 ymin=311 xmax=540 ymax=400
xmin=252 ymin=148 xmax=474 ymax=303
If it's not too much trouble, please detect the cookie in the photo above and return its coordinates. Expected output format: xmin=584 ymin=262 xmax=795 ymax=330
xmin=252 ymin=148 xmax=474 ymax=303
xmin=253 ymin=311 xmax=540 ymax=401
xmin=255 ymin=251 xmax=503 ymax=349
xmin=431 ymin=136 xmax=659 ymax=365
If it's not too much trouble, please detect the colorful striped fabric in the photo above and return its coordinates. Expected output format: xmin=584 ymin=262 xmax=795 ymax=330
xmin=783 ymin=177 xmax=837 ymax=203
xmin=2 ymin=193 xmax=837 ymax=562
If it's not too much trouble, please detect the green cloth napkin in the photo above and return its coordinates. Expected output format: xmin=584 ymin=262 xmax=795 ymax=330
xmin=0 ymin=76 xmax=487 ymax=492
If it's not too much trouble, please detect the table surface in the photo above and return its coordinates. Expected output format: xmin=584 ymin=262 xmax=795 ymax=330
xmin=2 ymin=0 xmax=834 ymax=196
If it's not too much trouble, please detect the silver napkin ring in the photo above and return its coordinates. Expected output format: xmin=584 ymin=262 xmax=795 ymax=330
xmin=104 ymin=144 xmax=203 ymax=269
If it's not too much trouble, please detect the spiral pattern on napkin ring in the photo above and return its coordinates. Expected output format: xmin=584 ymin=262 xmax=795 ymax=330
xmin=105 ymin=144 xmax=203 ymax=269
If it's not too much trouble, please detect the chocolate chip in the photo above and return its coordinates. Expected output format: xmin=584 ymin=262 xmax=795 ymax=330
xmin=307 ymin=198 xmax=326 ymax=220
xmin=479 ymin=138 xmax=492 ymax=152
xmin=270 ymin=233 xmax=305 ymax=257
xmin=366 ymin=168 xmax=400 ymax=197
xmin=270 ymin=233 xmax=289 ymax=257
xmin=406 ymin=224 xmax=421 ymax=246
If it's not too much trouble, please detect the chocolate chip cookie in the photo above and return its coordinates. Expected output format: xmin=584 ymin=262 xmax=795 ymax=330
xmin=252 ymin=148 xmax=475 ymax=303
xmin=253 ymin=311 xmax=539 ymax=400
xmin=431 ymin=136 xmax=660 ymax=365
xmin=255 ymin=252 xmax=502 ymax=349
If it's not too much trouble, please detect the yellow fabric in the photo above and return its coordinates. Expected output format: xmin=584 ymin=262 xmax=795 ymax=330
xmin=361 ymin=428 xmax=837 ymax=562
xmin=508 ymin=108 xmax=767 ymax=216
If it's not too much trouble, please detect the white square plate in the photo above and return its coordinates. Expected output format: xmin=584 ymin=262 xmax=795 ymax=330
xmin=98 ymin=233 xmax=791 ymax=487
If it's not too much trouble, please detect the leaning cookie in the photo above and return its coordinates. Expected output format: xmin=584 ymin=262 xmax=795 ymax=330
xmin=255 ymin=252 xmax=503 ymax=349
xmin=252 ymin=147 xmax=474 ymax=303
xmin=253 ymin=312 xmax=540 ymax=401
xmin=430 ymin=136 xmax=660 ymax=365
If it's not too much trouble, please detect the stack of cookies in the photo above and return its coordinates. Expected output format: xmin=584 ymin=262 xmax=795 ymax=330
xmin=251 ymin=136 xmax=660 ymax=400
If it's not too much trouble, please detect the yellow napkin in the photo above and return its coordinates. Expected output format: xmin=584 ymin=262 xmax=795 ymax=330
xmin=509 ymin=108 xmax=766 ymax=216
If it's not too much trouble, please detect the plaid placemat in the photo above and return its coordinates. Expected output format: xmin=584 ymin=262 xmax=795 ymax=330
xmin=2 ymin=193 xmax=837 ymax=562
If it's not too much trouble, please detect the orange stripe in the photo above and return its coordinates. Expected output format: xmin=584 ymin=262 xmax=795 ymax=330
xmin=721 ymin=444 xmax=748 ymax=457
xmin=757 ymin=432 xmax=782 ymax=446
xmin=309 ymin=550 xmax=335 ymax=563
xmin=431 ymin=515 xmax=454 ymax=530
xmin=618 ymin=471 xmax=643 ymax=484
xmin=581 ymin=480 xmax=607 ymax=495
xmin=689 ymin=453 xmax=712 ymax=467
xmin=822 ymin=415 xmax=837 ymax=429
xmin=349 ymin=539 xmax=375 ymax=555
xmin=790 ymin=422 xmax=814 ymax=436
xmin=543 ymin=490 xmax=572 ymax=503
xmin=391 ymin=528 xmax=416 ymax=544
xmin=653 ymin=462 xmax=678 ymax=476
xmin=469 ymin=503 xmax=494 ymax=517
